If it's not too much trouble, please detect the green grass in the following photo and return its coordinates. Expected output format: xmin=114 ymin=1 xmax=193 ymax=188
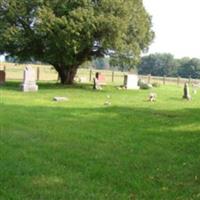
xmin=0 ymin=82 xmax=200 ymax=200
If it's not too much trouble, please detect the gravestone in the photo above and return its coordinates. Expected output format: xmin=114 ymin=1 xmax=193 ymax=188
xmin=124 ymin=74 xmax=139 ymax=89
xmin=183 ymin=82 xmax=191 ymax=100
xmin=138 ymin=79 xmax=152 ymax=89
xmin=98 ymin=74 xmax=106 ymax=85
xmin=20 ymin=66 xmax=38 ymax=92
xmin=93 ymin=72 xmax=103 ymax=90
xmin=0 ymin=71 xmax=5 ymax=84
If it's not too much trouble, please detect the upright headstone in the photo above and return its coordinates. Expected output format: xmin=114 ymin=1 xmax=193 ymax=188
xmin=93 ymin=72 xmax=102 ymax=90
xmin=0 ymin=70 xmax=5 ymax=84
xmin=183 ymin=83 xmax=191 ymax=100
xmin=124 ymin=74 xmax=139 ymax=90
xmin=20 ymin=66 xmax=38 ymax=92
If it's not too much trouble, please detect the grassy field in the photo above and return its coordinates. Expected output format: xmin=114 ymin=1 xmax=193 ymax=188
xmin=0 ymin=81 xmax=200 ymax=200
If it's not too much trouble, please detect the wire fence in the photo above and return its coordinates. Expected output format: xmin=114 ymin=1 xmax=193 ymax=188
xmin=1 ymin=62 xmax=200 ymax=86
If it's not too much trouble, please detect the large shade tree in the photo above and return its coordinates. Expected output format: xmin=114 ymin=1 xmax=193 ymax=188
xmin=0 ymin=0 xmax=154 ymax=84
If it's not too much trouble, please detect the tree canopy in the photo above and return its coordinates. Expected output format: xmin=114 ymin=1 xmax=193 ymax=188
xmin=0 ymin=0 xmax=154 ymax=84
xmin=138 ymin=53 xmax=200 ymax=79
xmin=138 ymin=53 xmax=178 ymax=77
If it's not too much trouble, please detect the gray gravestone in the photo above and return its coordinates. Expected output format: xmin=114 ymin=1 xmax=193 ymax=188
xmin=183 ymin=82 xmax=191 ymax=100
xmin=93 ymin=72 xmax=102 ymax=90
xmin=20 ymin=66 xmax=38 ymax=92
xmin=124 ymin=74 xmax=139 ymax=90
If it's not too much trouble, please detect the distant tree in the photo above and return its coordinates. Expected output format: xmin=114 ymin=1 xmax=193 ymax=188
xmin=0 ymin=0 xmax=154 ymax=84
xmin=92 ymin=57 xmax=109 ymax=69
xmin=138 ymin=53 xmax=178 ymax=76
xmin=109 ymin=52 xmax=138 ymax=72
xmin=177 ymin=58 xmax=200 ymax=78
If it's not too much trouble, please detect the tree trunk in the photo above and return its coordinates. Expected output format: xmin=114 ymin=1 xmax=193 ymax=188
xmin=57 ymin=66 xmax=78 ymax=84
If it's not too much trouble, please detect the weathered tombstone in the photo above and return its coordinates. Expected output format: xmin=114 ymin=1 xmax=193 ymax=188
xmin=138 ymin=79 xmax=152 ymax=89
xmin=93 ymin=72 xmax=102 ymax=90
xmin=0 ymin=70 xmax=5 ymax=84
xmin=98 ymin=74 xmax=106 ymax=85
xmin=20 ymin=66 xmax=38 ymax=92
xmin=183 ymin=83 xmax=191 ymax=100
xmin=124 ymin=74 xmax=139 ymax=90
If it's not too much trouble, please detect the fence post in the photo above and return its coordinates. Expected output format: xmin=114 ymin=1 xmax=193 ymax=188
xmin=163 ymin=75 xmax=166 ymax=85
xmin=89 ymin=69 xmax=92 ymax=82
xmin=3 ymin=65 xmax=6 ymax=72
xmin=177 ymin=76 xmax=180 ymax=86
xmin=112 ymin=71 xmax=114 ymax=82
xmin=37 ymin=67 xmax=40 ymax=81
xmin=148 ymin=74 xmax=151 ymax=84
xmin=188 ymin=76 xmax=191 ymax=84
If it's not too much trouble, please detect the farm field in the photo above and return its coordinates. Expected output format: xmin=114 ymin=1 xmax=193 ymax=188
xmin=0 ymin=82 xmax=200 ymax=199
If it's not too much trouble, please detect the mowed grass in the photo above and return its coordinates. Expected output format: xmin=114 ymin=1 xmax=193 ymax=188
xmin=0 ymin=82 xmax=200 ymax=200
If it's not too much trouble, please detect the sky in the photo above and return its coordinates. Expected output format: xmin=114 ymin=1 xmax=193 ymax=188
xmin=143 ymin=0 xmax=200 ymax=58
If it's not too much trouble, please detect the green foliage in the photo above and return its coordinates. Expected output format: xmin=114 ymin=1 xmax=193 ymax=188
xmin=138 ymin=53 xmax=200 ymax=79
xmin=0 ymin=0 xmax=154 ymax=83
xmin=177 ymin=58 xmax=200 ymax=78
xmin=138 ymin=53 xmax=178 ymax=76
xmin=109 ymin=52 xmax=138 ymax=72
xmin=92 ymin=57 xmax=109 ymax=69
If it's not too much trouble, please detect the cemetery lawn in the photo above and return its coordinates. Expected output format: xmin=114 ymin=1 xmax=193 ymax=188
xmin=1 ymin=82 xmax=200 ymax=200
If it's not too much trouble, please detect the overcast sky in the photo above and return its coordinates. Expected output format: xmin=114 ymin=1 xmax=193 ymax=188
xmin=143 ymin=0 xmax=200 ymax=58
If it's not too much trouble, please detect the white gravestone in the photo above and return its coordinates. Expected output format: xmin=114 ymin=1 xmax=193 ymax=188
xmin=21 ymin=66 xmax=38 ymax=92
xmin=124 ymin=74 xmax=139 ymax=89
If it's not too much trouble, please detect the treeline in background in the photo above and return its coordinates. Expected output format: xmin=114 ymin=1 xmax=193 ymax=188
xmin=89 ymin=53 xmax=200 ymax=79
xmin=5 ymin=53 xmax=200 ymax=79
xmin=138 ymin=53 xmax=200 ymax=79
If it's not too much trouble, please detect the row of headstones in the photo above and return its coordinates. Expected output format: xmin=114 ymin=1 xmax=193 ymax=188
xmin=0 ymin=66 xmax=38 ymax=92
xmin=0 ymin=67 xmax=195 ymax=100
xmin=94 ymin=73 xmax=194 ymax=101
xmin=0 ymin=68 xmax=139 ymax=91
xmin=93 ymin=73 xmax=139 ymax=90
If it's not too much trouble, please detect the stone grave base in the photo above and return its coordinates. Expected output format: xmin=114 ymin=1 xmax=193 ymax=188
xmin=20 ymin=83 xmax=38 ymax=92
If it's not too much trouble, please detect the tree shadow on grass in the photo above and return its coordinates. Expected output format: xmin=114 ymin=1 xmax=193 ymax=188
xmin=1 ymin=104 xmax=200 ymax=199
xmin=0 ymin=81 xmax=98 ymax=92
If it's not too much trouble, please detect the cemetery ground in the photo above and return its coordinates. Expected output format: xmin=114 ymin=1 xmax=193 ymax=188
xmin=0 ymin=81 xmax=200 ymax=200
